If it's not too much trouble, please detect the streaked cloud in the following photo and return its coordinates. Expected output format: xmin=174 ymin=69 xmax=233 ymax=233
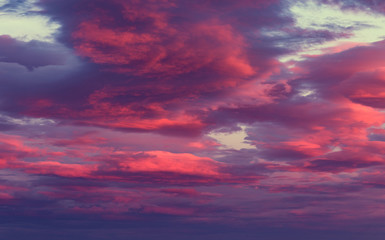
xmin=276 ymin=0 xmax=385 ymax=61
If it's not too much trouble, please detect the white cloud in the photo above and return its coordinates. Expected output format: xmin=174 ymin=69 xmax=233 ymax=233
xmin=0 ymin=0 xmax=60 ymax=42
xmin=0 ymin=114 xmax=56 ymax=126
xmin=298 ymin=89 xmax=315 ymax=97
xmin=277 ymin=0 xmax=385 ymax=62
xmin=0 ymin=0 xmax=8 ymax=7
xmin=208 ymin=125 xmax=255 ymax=150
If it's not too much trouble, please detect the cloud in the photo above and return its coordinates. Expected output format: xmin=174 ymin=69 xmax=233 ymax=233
xmin=0 ymin=0 xmax=290 ymax=136
xmin=2 ymin=0 xmax=385 ymax=239
xmin=0 ymin=0 xmax=59 ymax=42
xmin=0 ymin=130 xmax=262 ymax=185
xmin=0 ymin=35 xmax=67 ymax=70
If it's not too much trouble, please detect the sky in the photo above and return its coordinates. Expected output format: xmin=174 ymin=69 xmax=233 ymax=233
xmin=1 ymin=0 xmax=385 ymax=239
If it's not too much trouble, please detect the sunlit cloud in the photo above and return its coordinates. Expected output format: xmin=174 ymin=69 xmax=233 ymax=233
xmin=0 ymin=113 xmax=56 ymax=126
xmin=208 ymin=125 xmax=255 ymax=150
xmin=0 ymin=0 xmax=59 ymax=42
xmin=1 ymin=0 xmax=385 ymax=239
xmin=276 ymin=0 xmax=385 ymax=62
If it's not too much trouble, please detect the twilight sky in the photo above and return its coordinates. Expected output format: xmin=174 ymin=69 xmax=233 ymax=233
xmin=1 ymin=0 xmax=385 ymax=239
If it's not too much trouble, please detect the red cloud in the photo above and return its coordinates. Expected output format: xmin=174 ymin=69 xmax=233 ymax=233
xmin=71 ymin=0 xmax=256 ymax=80
xmin=0 ymin=131 xmax=261 ymax=185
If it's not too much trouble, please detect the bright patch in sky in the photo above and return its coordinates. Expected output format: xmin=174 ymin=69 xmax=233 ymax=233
xmin=0 ymin=0 xmax=59 ymax=42
xmin=279 ymin=0 xmax=385 ymax=61
xmin=298 ymin=89 xmax=315 ymax=97
xmin=0 ymin=114 xmax=56 ymax=126
xmin=208 ymin=125 xmax=254 ymax=150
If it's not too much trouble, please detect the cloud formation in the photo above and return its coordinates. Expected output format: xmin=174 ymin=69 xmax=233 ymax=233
xmin=2 ymin=0 xmax=385 ymax=239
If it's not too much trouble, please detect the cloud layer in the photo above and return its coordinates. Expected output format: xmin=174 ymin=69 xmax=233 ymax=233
xmin=1 ymin=0 xmax=385 ymax=239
